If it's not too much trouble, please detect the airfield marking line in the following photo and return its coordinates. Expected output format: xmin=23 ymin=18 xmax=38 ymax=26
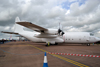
xmin=28 ymin=44 xmax=90 ymax=67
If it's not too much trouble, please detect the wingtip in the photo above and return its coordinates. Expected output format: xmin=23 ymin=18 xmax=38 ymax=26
xmin=1 ymin=31 xmax=3 ymax=33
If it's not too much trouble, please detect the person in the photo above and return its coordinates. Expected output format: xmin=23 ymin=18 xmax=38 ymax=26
xmin=2 ymin=39 xmax=5 ymax=44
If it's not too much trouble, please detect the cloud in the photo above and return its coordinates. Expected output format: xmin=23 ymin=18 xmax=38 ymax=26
xmin=70 ymin=0 xmax=100 ymax=16
xmin=62 ymin=0 xmax=100 ymax=30
xmin=21 ymin=0 xmax=31 ymax=15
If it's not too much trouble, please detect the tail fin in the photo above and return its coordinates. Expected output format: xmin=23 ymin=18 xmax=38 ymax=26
xmin=14 ymin=17 xmax=24 ymax=33
xmin=15 ymin=17 xmax=20 ymax=22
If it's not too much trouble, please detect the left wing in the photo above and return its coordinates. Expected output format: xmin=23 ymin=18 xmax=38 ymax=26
xmin=16 ymin=22 xmax=48 ymax=32
xmin=1 ymin=31 xmax=18 ymax=34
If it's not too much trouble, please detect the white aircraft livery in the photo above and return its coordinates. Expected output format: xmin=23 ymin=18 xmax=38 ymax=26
xmin=1 ymin=17 xmax=100 ymax=46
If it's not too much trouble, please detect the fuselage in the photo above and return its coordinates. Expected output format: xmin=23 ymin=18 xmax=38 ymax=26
xmin=63 ymin=32 xmax=100 ymax=43
xmin=19 ymin=31 xmax=100 ymax=44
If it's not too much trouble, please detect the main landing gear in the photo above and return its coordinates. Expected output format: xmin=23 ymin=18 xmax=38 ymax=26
xmin=87 ymin=43 xmax=90 ymax=46
xmin=45 ymin=42 xmax=50 ymax=47
xmin=45 ymin=42 xmax=58 ymax=47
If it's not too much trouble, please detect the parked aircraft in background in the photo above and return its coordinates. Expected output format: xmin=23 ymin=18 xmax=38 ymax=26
xmin=1 ymin=17 xmax=100 ymax=46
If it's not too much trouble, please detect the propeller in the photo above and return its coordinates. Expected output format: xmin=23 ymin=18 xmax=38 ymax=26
xmin=58 ymin=23 xmax=64 ymax=35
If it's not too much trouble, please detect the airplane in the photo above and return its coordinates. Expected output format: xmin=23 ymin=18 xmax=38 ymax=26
xmin=1 ymin=17 xmax=100 ymax=46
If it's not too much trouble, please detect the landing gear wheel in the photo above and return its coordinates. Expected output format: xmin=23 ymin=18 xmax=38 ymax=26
xmin=55 ymin=43 xmax=58 ymax=45
xmin=45 ymin=44 xmax=48 ymax=47
xmin=87 ymin=44 xmax=90 ymax=46
xmin=45 ymin=42 xmax=50 ymax=47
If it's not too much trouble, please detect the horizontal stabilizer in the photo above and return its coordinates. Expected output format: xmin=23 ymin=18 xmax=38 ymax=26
xmin=1 ymin=31 xmax=18 ymax=34
xmin=16 ymin=22 xmax=48 ymax=32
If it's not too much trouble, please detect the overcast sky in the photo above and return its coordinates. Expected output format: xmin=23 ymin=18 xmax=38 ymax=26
xmin=0 ymin=0 xmax=100 ymax=39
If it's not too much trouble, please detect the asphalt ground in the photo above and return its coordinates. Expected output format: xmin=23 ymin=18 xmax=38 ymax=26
xmin=0 ymin=41 xmax=100 ymax=67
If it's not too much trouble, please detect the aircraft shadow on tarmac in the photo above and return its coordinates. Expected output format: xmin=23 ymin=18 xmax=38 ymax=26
xmin=57 ymin=43 xmax=89 ymax=46
xmin=36 ymin=43 xmax=91 ymax=46
xmin=29 ymin=42 xmax=94 ymax=46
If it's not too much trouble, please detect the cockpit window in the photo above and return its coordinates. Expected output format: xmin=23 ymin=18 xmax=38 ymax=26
xmin=90 ymin=33 xmax=94 ymax=36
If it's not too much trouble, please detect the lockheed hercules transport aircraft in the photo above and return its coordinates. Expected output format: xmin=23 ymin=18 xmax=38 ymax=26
xmin=1 ymin=17 xmax=100 ymax=46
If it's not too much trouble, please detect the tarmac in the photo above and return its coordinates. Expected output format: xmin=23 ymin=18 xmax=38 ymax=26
xmin=0 ymin=41 xmax=100 ymax=67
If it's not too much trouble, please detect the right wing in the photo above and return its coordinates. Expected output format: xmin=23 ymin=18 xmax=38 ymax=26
xmin=16 ymin=22 xmax=48 ymax=32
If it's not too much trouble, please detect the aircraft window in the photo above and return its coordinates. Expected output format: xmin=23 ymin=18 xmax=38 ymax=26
xmin=90 ymin=33 xmax=94 ymax=36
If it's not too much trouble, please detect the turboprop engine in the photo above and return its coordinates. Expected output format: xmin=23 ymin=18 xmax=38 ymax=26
xmin=44 ymin=29 xmax=58 ymax=35
xmin=40 ymin=23 xmax=65 ymax=36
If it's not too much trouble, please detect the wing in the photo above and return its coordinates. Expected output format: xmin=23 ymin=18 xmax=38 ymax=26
xmin=1 ymin=31 xmax=18 ymax=34
xmin=16 ymin=22 xmax=48 ymax=32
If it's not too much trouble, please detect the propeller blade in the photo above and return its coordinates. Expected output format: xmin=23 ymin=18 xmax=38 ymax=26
xmin=58 ymin=22 xmax=64 ymax=36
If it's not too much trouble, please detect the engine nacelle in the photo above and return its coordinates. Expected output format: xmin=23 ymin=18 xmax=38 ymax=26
xmin=44 ymin=29 xmax=58 ymax=35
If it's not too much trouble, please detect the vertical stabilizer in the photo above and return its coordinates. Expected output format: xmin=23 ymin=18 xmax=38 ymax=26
xmin=14 ymin=17 xmax=24 ymax=33
xmin=15 ymin=17 xmax=20 ymax=22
